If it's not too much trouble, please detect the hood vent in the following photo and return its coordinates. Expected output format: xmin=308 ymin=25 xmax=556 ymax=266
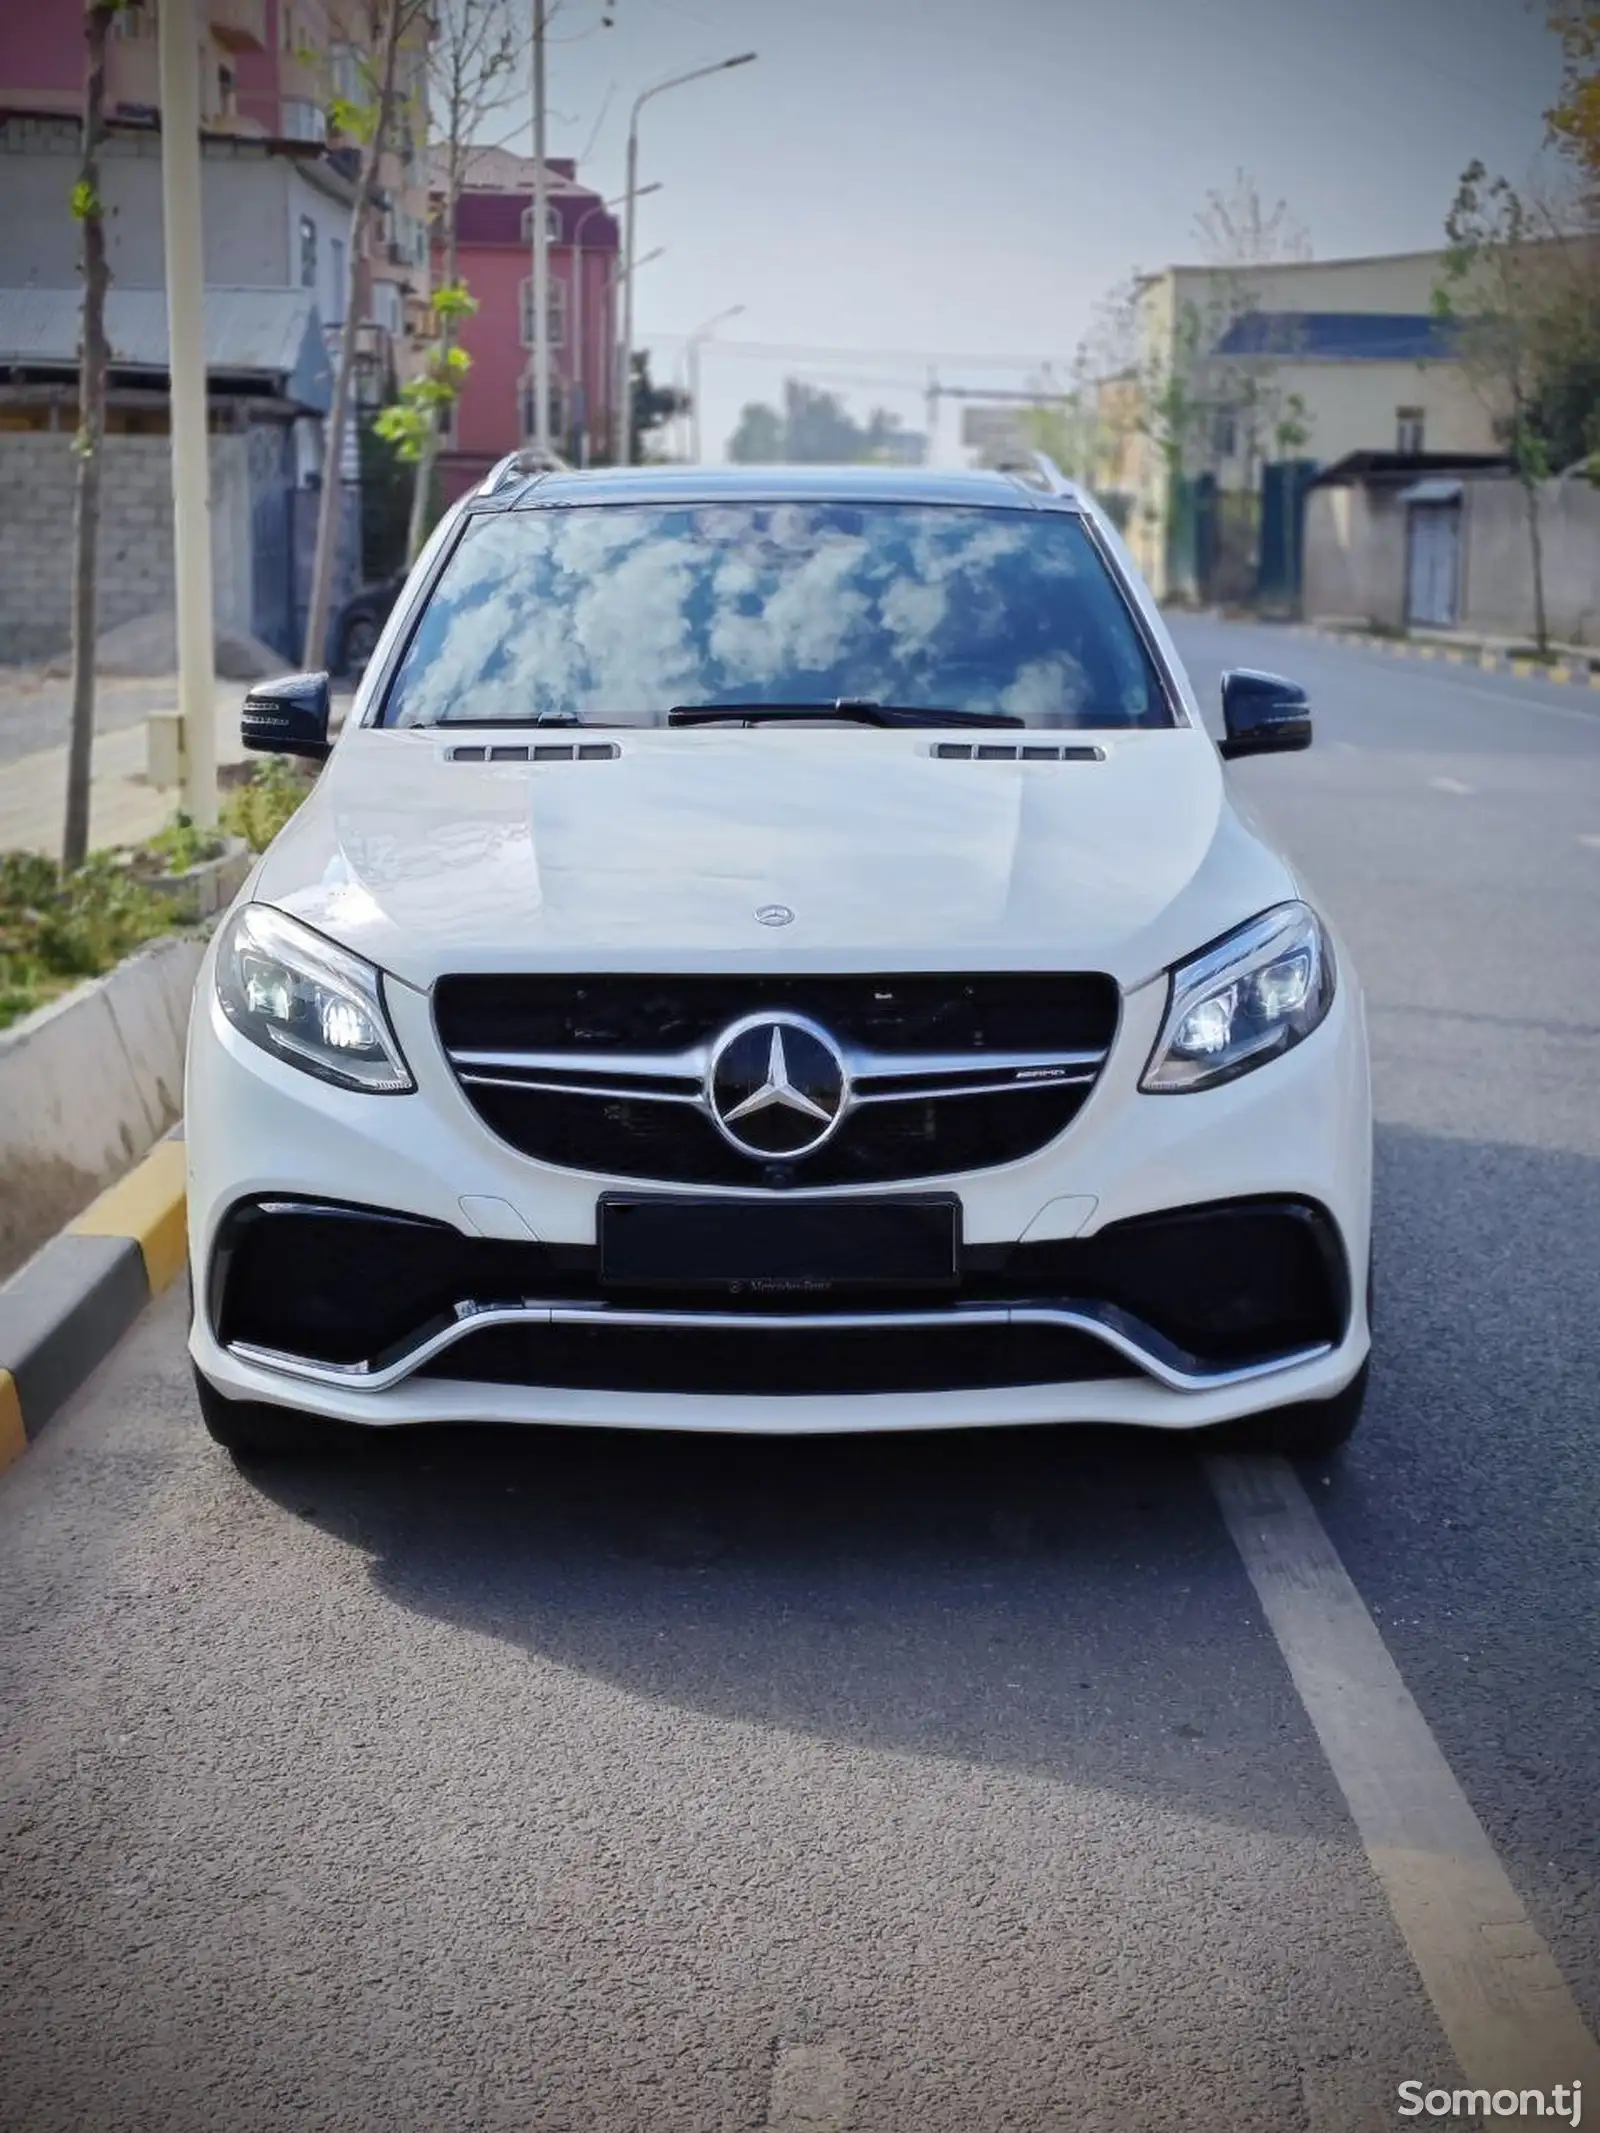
xmin=930 ymin=741 xmax=1105 ymax=763
xmin=444 ymin=740 xmax=621 ymax=764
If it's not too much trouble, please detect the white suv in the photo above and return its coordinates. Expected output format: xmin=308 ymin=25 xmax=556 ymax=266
xmin=186 ymin=456 xmax=1371 ymax=1458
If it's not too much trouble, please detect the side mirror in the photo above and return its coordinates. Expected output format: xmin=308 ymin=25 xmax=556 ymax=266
xmin=242 ymin=671 xmax=332 ymax=761
xmin=1219 ymin=669 xmax=1311 ymax=760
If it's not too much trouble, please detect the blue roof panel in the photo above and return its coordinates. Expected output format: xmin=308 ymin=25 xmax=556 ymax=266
xmin=1213 ymin=311 xmax=1458 ymax=362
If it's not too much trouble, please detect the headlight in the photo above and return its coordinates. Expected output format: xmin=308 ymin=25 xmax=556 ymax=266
xmin=1142 ymin=901 xmax=1334 ymax=1093
xmin=217 ymin=904 xmax=413 ymax=1093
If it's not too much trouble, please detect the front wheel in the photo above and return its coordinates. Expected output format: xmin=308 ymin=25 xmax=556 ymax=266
xmin=1214 ymin=1359 xmax=1369 ymax=1459
xmin=192 ymin=1364 xmax=352 ymax=1462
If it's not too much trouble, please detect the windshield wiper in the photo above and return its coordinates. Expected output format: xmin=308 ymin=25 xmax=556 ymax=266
xmin=667 ymin=700 xmax=1025 ymax=730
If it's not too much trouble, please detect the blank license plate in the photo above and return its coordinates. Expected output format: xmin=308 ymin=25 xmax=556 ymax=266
xmin=598 ymin=1194 xmax=961 ymax=1291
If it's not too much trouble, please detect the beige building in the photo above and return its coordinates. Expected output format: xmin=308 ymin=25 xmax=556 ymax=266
xmin=1113 ymin=249 xmax=1501 ymax=597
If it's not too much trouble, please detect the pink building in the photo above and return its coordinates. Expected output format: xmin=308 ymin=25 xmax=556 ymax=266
xmin=438 ymin=172 xmax=620 ymax=498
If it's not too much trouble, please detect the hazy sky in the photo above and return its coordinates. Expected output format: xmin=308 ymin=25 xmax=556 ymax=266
xmin=508 ymin=0 xmax=1565 ymax=461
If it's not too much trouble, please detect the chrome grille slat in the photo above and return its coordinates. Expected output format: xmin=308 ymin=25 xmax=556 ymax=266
xmin=228 ymin=1297 xmax=1332 ymax=1397
xmin=434 ymin=972 xmax=1119 ymax=1184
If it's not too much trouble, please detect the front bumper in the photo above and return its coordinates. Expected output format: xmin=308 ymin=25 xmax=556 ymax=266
xmin=186 ymin=956 xmax=1372 ymax=1435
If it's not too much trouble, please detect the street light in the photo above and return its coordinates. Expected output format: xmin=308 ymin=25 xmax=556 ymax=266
xmin=683 ymin=304 xmax=745 ymax=464
xmin=619 ymin=51 xmax=756 ymax=466
xmin=572 ymin=183 xmax=660 ymax=468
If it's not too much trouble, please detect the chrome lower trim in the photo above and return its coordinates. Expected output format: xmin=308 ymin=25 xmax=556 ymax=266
xmin=228 ymin=1297 xmax=1332 ymax=1399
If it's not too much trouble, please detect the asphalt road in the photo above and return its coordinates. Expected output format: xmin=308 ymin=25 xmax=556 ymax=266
xmin=1 ymin=621 xmax=1596 ymax=2133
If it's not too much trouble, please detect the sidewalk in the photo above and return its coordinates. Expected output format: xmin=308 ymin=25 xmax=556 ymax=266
xmin=0 ymin=679 xmax=252 ymax=855
xmin=1287 ymin=619 xmax=1600 ymax=689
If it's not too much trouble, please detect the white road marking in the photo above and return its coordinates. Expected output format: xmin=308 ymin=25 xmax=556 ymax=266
xmin=1208 ymin=1454 xmax=1600 ymax=2098
xmin=1580 ymin=833 xmax=1600 ymax=850
xmin=1429 ymin=776 xmax=1476 ymax=795
xmin=765 ymin=2042 xmax=853 ymax=2131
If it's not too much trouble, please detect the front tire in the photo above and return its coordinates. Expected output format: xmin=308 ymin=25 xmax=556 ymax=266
xmin=1217 ymin=1359 xmax=1369 ymax=1459
xmin=192 ymin=1364 xmax=350 ymax=1462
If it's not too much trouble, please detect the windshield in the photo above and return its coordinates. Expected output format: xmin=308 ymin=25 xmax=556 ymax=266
xmin=382 ymin=501 xmax=1172 ymax=730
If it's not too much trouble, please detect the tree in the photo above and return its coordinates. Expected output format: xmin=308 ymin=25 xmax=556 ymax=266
xmin=379 ymin=0 xmax=521 ymax=563
xmin=1192 ymin=168 xmax=1312 ymax=268
xmin=727 ymin=400 xmax=784 ymax=463
xmin=1435 ymin=163 xmax=1563 ymax=651
xmin=301 ymin=0 xmax=419 ymax=671
xmin=722 ymin=381 xmax=910 ymax=465
xmin=63 ymin=2 xmax=120 ymax=871
xmin=1546 ymin=3 xmax=1600 ymax=199
xmin=628 ymin=350 xmax=689 ymax=463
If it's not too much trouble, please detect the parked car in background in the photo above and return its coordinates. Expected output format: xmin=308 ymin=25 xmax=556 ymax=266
xmin=330 ymin=574 xmax=405 ymax=675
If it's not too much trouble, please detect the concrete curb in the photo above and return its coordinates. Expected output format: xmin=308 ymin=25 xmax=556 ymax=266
xmin=0 ymin=1127 xmax=186 ymax=1474
xmin=0 ymin=931 xmax=205 ymax=1280
xmin=1284 ymin=622 xmax=1600 ymax=692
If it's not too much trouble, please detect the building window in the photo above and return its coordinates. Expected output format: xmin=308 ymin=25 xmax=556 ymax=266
xmin=330 ymin=43 xmax=363 ymax=105
xmin=1211 ymin=408 xmax=1237 ymax=461
xmin=328 ymin=237 xmax=346 ymax=327
xmin=218 ymin=64 xmax=237 ymax=117
xmin=521 ymin=373 xmax=567 ymax=445
xmin=370 ymin=280 xmax=404 ymax=335
xmin=281 ymin=99 xmax=326 ymax=142
xmin=521 ymin=203 xmax=565 ymax=246
xmin=519 ymin=276 xmax=566 ymax=348
xmin=299 ymin=215 xmax=318 ymax=290
xmin=1397 ymin=407 xmax=1426 ymax=455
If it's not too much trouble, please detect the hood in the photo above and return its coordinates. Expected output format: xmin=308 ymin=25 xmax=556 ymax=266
xmin=254 ymin=725 xmax=1296 ymax=991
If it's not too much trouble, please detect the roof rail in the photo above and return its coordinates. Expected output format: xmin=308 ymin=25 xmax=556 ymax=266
xmin=479 ymin=445 xmax=573 ymax=497
xmin=993 ymin=451 xmax=1080 ymax=500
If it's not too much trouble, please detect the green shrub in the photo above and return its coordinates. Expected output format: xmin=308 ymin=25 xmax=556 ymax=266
xmin=0 ymin=850 xmax=177 ymax=1030
xmin=221 ymin=755 xmax=313 ymax=853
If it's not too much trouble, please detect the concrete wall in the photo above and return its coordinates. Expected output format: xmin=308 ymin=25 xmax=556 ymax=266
xmin=1304 ymin=473 xmax=1600 ymax=644
xmin=0 ymin=933 xmax=205 ymax=1281
xmin=1304 ymin=485 xmax=1410 ymax=632
xmin=1460 ymin=477 xmax=1600 ymax=646
xmin=1222 ymin=361 xmax=1496 ymax=478
xmin=0 ymin=431 xmax=255 ymax=664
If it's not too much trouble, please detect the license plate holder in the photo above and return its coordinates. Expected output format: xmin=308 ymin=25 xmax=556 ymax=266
xmin=597 ymin=1193 xmax=962 ymax=1293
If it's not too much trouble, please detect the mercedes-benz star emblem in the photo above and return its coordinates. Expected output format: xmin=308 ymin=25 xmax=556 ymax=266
xmin=755 ymin=903 xmax=795 ymax=927
xmin=707 ymin=1013 xmax=849 ymax=1160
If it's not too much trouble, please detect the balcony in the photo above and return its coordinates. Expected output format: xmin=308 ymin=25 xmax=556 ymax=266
xmin=208 ymin=0 xmax=267 ymax=51
xmin=106 ymin=34 xmax=161 ymax=119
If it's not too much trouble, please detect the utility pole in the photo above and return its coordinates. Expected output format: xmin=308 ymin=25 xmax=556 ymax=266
xmin=158 ymin=0 xmax=217 ymax=827
xmin=925 ymin=366 xmax=939 ymax=468
xmin=530 ymin=0 xmax=550 ymax=451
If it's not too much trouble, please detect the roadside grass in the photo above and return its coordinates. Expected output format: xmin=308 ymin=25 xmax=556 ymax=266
xmin=0 ymin=755 xmax=315 ymax=1033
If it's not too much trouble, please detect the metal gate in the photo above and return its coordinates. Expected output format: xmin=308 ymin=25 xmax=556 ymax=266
xmin=1406 ymin=501 xmax=1461 ymax=629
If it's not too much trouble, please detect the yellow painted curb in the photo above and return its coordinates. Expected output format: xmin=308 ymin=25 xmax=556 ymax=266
xmin=71 ymin=1139 xmax=188 ymax=1297
xmin=0 ymin=1370 xmax=25 ymax=1473
xmin=1443 ymin=650 xmax=1465 ymax=665
xmin=1549 ymin=664 xmax=1572 ymax=684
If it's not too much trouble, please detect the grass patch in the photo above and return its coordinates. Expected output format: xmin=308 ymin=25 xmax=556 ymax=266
xmin=221 ymin=753 xmax=314 ymax=853
xmin=0 ymin=850 xmax=179 ymax=1032
xmin=0 ymin=756 xmax=317 ymax=1032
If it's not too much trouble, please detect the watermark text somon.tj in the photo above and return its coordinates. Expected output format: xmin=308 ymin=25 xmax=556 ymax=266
xmin=1399 ymin=2082 xmax=1582 ymax=2124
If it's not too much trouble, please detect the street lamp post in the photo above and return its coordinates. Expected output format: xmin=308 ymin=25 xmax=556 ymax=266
xmin=684 ymin=304 xmax=745 ymax=464
xmin=572 ymin=183 xmax=659 ymax=467
xmin=619 ymin=52 xmax=755 ymax=467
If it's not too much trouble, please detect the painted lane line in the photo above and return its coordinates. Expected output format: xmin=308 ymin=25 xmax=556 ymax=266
xmin=1428 ymin=776 xmax=1476 ymax=795
xmin=1208 ymin=1454 xmax=1600 ymax=2098
xmin=1580 ymin=834 xmax=1600 ymax=850
xmin=764 ymin=2042 xmax=853 ymax=2131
